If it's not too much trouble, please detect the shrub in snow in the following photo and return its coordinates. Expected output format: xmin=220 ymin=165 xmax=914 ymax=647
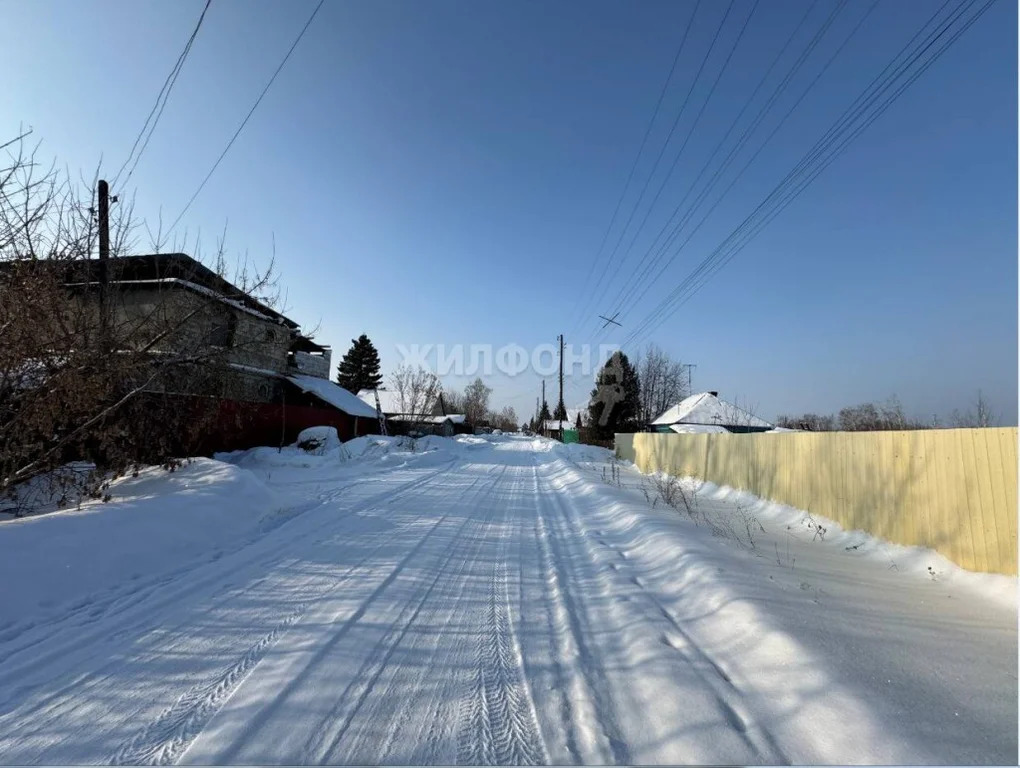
xmin=1 ymin=462 xmax=112 ymax=518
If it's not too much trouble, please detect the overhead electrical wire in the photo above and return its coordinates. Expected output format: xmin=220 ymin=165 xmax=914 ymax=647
xmin=587 ymin=0 xmax=763 ymax=337
xmin=615 ymin=0 xmax=880 ymax=328
xmin=620 ymin=0 xmax=958 ymax=348
xmin=622 ymin=0 xmax=976 ymax=349
xmin=166 ymin=0 xmax=326 ymax=237
xmin=112 ymin=0 xmax=212 ymax=189
xmin=567 ymin=0 xmax=702 ymax=336
xmin=596 ymin=0 xmax=871 ymax=350
xmin=575 ymin=0 xmax=735 ymax=336
xmin=599 ymin=0 xmax=848 ymax=328
xmin=619 ymin=0 xmax=995 ymax=352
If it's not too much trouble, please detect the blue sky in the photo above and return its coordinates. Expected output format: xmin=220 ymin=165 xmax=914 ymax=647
xmin=2 ymin=0 xmax=1015 ymax=424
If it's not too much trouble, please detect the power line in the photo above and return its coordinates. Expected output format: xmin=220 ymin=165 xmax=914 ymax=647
xmin=112 ymin=0 xmax=212 ymax=189
xmin=595 ymin=0 xmax=873 ymax=349
xmin=579 ymin=0 xmax=734 ymax=336
xmin=588 ymin=0 xmax=855 ymax=355
xmin=567 ymin=0 xmax=702 ymax=337
xmin=621 ymin=0 xmax=994 ymax=351
xmin=600 ymin=0 xmax=762 ymax=318
xmin=602 ymin=0 xmax=842 ymax=324
xmin=599 ymin=0 xmax=873 ymax=346
xmin=614 ymin=0 xmax=876 ymax=339
xmin=623 ymin=0 xmax=970 ymax=348
xmin=166 ymin=0 xmax=326 ymax=236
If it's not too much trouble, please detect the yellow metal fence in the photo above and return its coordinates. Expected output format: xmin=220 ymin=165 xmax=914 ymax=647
xmin=616 ymin=429 xmax=1018 ymax=576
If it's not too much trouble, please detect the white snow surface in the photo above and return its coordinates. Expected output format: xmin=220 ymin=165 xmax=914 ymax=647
xmin=295 ymin=425 xmax=343 ymax=452
xmin=543 ymin=419 xmax=575 ymax=431
xmin=356 ymin=387 xmax=403 ymax=414
xmin=0 ymin=435 xmax=1014 ymax=765
xmin=668 ymin=422 xmax=729 ymax=434
xmin=652 ymin=391 xmax=773 ymax=428
xmin=288 ymin=374 xmax=379 ymax=418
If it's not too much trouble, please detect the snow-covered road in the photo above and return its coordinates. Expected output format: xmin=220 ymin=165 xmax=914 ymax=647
xmin=0 ymin=436 xmax=1015 ymax=764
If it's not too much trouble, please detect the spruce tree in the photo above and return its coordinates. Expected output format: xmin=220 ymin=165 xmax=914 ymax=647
xmin=336 ymin=334 xmax=383 ymax=393
xmin=539 ymin=400 xmax=552 ymax=423
xmin=587 ymin=351 xmax=641 ymax=439
xmin=554 ymin=399 xmax=567 ymax=421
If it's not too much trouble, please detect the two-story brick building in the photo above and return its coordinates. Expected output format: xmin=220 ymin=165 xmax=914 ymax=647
xmin=57 ymin=252 xmax=378 ymax=451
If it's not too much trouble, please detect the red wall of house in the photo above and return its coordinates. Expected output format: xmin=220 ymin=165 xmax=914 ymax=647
xmin=211 ymin=399 xmax=378 ymax=453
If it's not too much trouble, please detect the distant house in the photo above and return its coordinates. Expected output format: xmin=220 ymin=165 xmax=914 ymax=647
xmin=427 ymin=413 xmax=467 ymax=437
xmin=650 ymin=391 xmax=773 ymax=434
xmin=18 ymin=252 xmax=380 ymax=451
xmin=542 ymin=409 xmax=582 ymax=441
xmin=356 ymin=388 xmax=468 ymax=436
xmin=542 ymin=419 xmax=572 ymax=439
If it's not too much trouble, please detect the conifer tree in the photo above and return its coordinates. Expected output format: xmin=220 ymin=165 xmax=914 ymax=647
xmin=587 ymin=351 xmax=641 ymax=439
xmin=336 ymin=334 xmax=383 ymax=393
xmin=554 ymin=399 xmax=567 ymax=420
xmin=539 ymin=400 xmax=552 ymax=423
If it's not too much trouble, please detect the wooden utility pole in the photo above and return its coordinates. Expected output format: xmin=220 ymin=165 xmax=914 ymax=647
xmin=558 ymin=334 xmax=564 ymax=421
xmin=97 ymin=179 xmax=110 ymax=334
xmin=681 ymin=363 xmax=697 ymax=394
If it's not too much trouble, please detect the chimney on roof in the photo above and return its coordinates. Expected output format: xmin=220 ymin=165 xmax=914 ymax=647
xmin=708 ymin=391 xmax=719 ymax=397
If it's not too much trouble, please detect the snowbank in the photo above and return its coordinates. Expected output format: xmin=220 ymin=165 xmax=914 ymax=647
xmin=0 ymin=458 xmax=291 ymax=624
xmin=295 ymin=425 xmax=342 ymax=453
xmin=686 ymin=477 xmax=1018 ymax=608
xmin=559 ymin=442 xmax=615 ymax=463
xmin=538 ymin=447 xmax=1017 ymax=763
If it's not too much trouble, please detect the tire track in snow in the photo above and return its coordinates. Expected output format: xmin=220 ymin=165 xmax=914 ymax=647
xmin=368 ymin=469 xmax=508 ymax=765
xmin=655 ymin=607 xmax=788 ymax=764
xmin=111 ymin=616 xmax=299 ymax=765
xmin=306 ymin=468 xmax=510 ymax=764
xmin=108 ymin=518 xmax=418 ymax=766
xmin=99 ymin=466 xmax=458 ymax=766
xmin=456 ymin=494 xmax=548 ymax=766
xmin=531 ymin=462 xmax=625 ymax=765
xmin=0 ymin=460 xmax=456 ymax=709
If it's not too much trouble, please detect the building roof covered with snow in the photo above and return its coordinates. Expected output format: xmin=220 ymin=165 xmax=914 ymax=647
xmin=543 ymin=419 xmax=575 ymax=432
xmin=651 ymin=392 xmax=773 ymax=432
xmin=356 ymin=388 xmax=404 ymax=415
xmin=668 ymin=423 xmax=729 ymax=434
xmin=289 ymin=375 xmax=379 ymax=418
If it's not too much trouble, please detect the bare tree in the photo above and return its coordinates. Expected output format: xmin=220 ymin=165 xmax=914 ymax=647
xmin=776 ymin=413 xmax=837 ymax=431
xmin=638 ymin=344 xmax=688 ymax=425
xmin=0 ymin=133 xmax=282 ymax=514
xmin=463 ymin=377 xmax=492 ymax=427
xmin=488 ymin=405 xmax=518 ymax=432
xmin=951 ymin=390 xmax=998 ymax=428
xmin=780 ymin=395 xmax=929 ymax=432
xmin=838 ymin=396 xmax=917 ymax=431
xmin=441 ymin=387 xmax=466 ymax=415
xmin=391 ymin=364 xmax=441 ymax=435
